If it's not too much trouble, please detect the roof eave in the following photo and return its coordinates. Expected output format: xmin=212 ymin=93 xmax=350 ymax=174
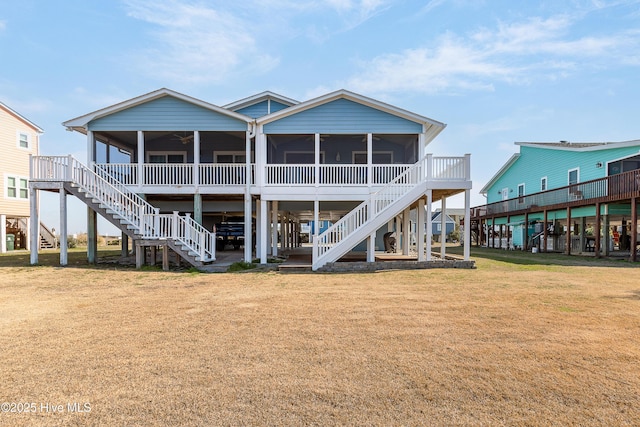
xmin=0 ymin=102 xmax=44 ymax=133
xmin=63 ymin=88 xmax=252 ymax=131
xmin=479 ymin=153 xmax=520 ymax=195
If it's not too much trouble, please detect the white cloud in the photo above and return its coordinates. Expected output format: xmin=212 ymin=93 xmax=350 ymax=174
xmin=0 ymin=20 xmax=6 ymax=31
xmin=123 ymin=0 xmax=279 ymax=84
xmin=345 ymin=15 xmax=640 ymax=95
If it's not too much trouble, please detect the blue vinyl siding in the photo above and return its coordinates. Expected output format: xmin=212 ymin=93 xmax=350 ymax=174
xmin=235 ymin=100 xmax=292 ymax=118
xmin=486 ymin=145 xmax=640 ymax=204
xmin=88 ymin=96 xmax=248 ymax=131
xmin=236 ymin=101 xmax=269 ymax=118
xmin=264 ymin=98 xmax=422 ymax=134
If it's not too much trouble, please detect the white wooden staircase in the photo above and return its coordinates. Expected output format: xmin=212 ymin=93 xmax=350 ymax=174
xmin=31 ymin=156 xmax=215 ymax=267
xmin=313 ymin=155 xmax=461 ymax=270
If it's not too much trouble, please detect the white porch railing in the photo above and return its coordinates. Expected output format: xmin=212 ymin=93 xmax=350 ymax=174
xmin=199 ymin=163 xmax=254 ymax=185
xmin=95 ymin=163 xmax=255 ymax=187
xmin=141 ymin=212 xmax=215 ymax=261
xmin=32 ymin=155 xmax=215 ymax=263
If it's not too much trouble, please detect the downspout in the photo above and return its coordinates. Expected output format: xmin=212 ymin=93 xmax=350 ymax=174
xmin=244 ymin=121 xmax=257 ymax=262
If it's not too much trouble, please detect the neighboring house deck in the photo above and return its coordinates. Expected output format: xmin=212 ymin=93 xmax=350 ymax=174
xmin=471 ymin=140 xmax=640 ymax=261
xmin=30 ymin=88 xmax=473 ymax=270
xmin=0 ymin=102 xmax=49 ymax=253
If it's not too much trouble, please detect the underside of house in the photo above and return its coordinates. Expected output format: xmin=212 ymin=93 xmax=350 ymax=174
xmin=29 ymin=89 xmax=473 ymax=271
xmin=471 ymin=170 xmax=640 ymax=261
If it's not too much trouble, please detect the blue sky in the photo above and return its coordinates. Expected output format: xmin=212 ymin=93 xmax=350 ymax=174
xmin=2 ymin=0 xmax=640 ymax=233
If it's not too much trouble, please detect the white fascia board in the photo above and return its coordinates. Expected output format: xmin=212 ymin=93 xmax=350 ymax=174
xmin=516 ymin=139 xmax=640 ymax=152
xmin=63 ymin=88 xmax=252 ymax=131
xmin=479 ymin=153 xmax=520 ymax=195
xmin=256 ymin=89 xmax=446 ymax=131
xmin=223 ymin=91 xmax=299 ymax=110
xmin=0 ymin=102 xmax=44 ymax=134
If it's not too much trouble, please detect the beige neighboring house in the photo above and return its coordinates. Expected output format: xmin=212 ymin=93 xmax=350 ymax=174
xmin=1 ymin=101 xmax=44 ymax=252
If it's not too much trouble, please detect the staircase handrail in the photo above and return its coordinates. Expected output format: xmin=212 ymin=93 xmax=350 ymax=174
xmin=314 ymin=155 xmax=430 ymax=264
xmin=141 ymin=212 xmax=215 ymax=262
xmin=39 ymin=222 xmax=57 ymax=248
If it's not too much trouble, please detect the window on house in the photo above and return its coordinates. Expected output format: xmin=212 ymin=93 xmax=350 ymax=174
xmin=18 ymin=133 xmax=29 ymax=149
xmin=147 ymin=152 xmax=186 ymax=163
xmin=518 ymin=184 xmax=525 ymax=197
xmin=6 ymin=176 xmax=28 ymax=199
xmin=501 ymin=188 xmax=509 ymax=201
xmin=568 ymin=168 xmax=579 ymax=185
xmin=214 ymin=152 xmax=248 ymax=163
xmin=541 ymin=177 xmax=547 ymax=192
xmin=353 ymin=152 xmax=393 ymax=164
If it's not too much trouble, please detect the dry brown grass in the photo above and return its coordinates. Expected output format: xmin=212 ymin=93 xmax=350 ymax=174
xmin=0 ymin=250 xmax=639 ymax=426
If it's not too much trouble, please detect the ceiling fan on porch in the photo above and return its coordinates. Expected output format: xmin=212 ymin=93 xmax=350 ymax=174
xmin=173 ymin=133 xmax=194 ymax=144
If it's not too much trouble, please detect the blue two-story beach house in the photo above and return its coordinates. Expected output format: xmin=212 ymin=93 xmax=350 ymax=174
xmin=29 ymin=88 xmax=472 ymax=270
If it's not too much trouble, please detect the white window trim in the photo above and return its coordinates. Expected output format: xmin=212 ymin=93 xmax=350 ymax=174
xmin=213 ymin=151 xmax=254 ymax=163
xmin=568 ymin=167 xmax=580 ymax=185
xmin=540 ymin=176 xmax=548 ymax=192
xmin=352 ymin=151 xmax=394 ymax=164
xmin=4 ymin=173 xmax=29 ymax=200
xmin=284 ymin=151 xmax=325 ymax=163
xmin=16 ymin=131 xmax=31 ymax=150
xmin=146 ymin=151 xmax=187 ymax=163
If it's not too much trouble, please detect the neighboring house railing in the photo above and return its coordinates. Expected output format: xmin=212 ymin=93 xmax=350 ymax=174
xmin=473 ymin=169 xmax=640 ymax=217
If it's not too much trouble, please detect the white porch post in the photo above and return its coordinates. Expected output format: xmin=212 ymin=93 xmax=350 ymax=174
xmin=87 ymin=130 xmax=95 ymax=166
xmin=259 ymin=199 xmax=268 ymax=264
xmin=29 ymin=187 xmax=39 ymax=264
xmin=394 ymin=216 xmax=401 ymax=254
xmin=417 ymin=198 xmax=425 ymax=261
xmin=313 ymin=200 xmax=319 ymax=263
xmin=193 ymin=131 xmax=200 ymax=188
xmin=59 ymin=188 xmax=68 ymax=266
xmin=426 ymin=190 xmax=432 ymax=261
xmin=464 ymin=189 xmax=471 ymax=261
xmin=314 ymin=133 xmax=320 ymax=187
xmin=137 ymin=131 xmax=144 ymax=190
xmin=418 ymin=132 xmax=425 ymax=161
xmin=271 ymin=201 xmax=279 ymax=256
xmin=403 ymin=207 xmax=411 ymax=255
xmin=440 ymin=197 xmax=447 ymax=259
xmin=367 ymin=133 xmax=373 ymax=187
xmin=0 ymin=214 xmax=6 ymax=253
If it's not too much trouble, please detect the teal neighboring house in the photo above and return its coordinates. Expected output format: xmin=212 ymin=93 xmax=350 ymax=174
xmin=473 ymin=140 xmax=640 ymax=260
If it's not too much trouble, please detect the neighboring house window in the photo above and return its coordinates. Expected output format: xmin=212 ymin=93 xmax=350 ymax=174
xmin=436 ymin=223 xmax=441 ymax=232
xmin=147 ymin=152 xmax=186 ymax=163
xmin=568 ymin=168 xmax=579 ymax=185
xmin=541 ymin=177 xmax=547 ymax=192
xmin=18 ymin=132 xmax=30 ymax=149
xmin=6 ymin=176 xmax=29 ymax=199
xmin=517 ymin=183 xmax=525 ymax=203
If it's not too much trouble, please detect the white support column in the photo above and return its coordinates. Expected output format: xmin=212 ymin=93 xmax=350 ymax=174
xmin=271 ymin=201 xmax=279 ymax=256
xmin=59 ymin=189 xmax=68 ymax=266
xmin=137 ymin=131 xmax=144 ymax=190
xmin=426 ymin=190 xmax=432 ymax=261
xmin=193 ymin=131 xmax=200 ymax=188
xmin=260 ymin=199 xmax=268 ymax=264
xmin=418 ymin=132 xmax=426 ymax=161
xmin=440 ymin=197 xmax=447 ymax=259
xmin=244 ymin=197 xmax=252 ymax=263
xmin=403 ymin=207 xmax=411 ymax=255
xmin=29 ymin=187 xmax=39 ymax=264
xmin=313 ymin=200 xmax=319 ymax=262
xmin=367 ymin=232 xmax=376 ymax=262
xmin=417 ymin=198 xmax=425 ymax=261
xmin=0 ymin=214 xmax=6 ymax=253
xmin=464 ymin=189 xmax=471 ymax=261
xmin=394 ymin=216 xmax=401 ymax=254
xmin=87 ymin=208 xmax=97 ymax=264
